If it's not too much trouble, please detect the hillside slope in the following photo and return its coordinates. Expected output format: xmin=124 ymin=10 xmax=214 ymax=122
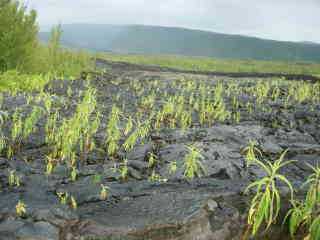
xmin=39 ymin=24 xmax=320 ymax=62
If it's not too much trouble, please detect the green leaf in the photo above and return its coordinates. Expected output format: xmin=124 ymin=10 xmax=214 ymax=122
xmin=310 ymin=215 xmax=320 ymax=240
xmin=275 ymin=174 xmax=294 ymax=199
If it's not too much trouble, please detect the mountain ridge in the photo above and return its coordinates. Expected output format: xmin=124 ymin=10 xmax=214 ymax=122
xmin=39 ymin=24 xmax=320 ymax=62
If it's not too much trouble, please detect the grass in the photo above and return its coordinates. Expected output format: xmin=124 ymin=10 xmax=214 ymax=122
xmin=99 ymin=53 xmax=320 ymax=76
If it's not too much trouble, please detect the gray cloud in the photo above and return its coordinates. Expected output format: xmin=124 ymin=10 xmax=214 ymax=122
xmin=27 ymin=0 xmax=320 ymax=43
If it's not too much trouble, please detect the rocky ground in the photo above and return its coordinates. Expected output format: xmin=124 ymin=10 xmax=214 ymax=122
xmin=0 ymin=60 xmax=319 ymax=240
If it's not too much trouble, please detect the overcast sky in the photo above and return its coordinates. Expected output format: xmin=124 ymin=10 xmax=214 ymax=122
xmin=26 ymin=0 xmax=320 ymax=43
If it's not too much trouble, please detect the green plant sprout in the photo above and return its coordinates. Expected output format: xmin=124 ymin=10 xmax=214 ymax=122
xmin=242 ymin=140 xmax=263 ymax=168
xmin=105 ymin=105 xmax=121 ymax=157
xmin=149 ymin=170 xmax=167 ymax=183
xmin=23 ymin=106 xmax=43 ymax=139
xmin=45 ymin=155 xmax=55 ymax=175
xmin=70 ymin=167 xmax=78 ymax=182
xmin=180 ymin=110 xmax=192 ymax=130
xmin=8 ymin=170 xmax=20 ymax=187
xmin=80 ymin=111 xmax=100 ymax=162
xmin=16 ymin=200 xmax=26 ymax=217
xmin=100 ymin=184 xmax=110 ymax=200
xmin=70 ymin=196 xmax=77 ymax=210
xmin=57 ymin=192 xmax=69 ymax=205
xmin=123 ymin=119 xmax=151 ymax=152
xmin=120 ymin=159 xmax=128 ymax=180
xmin=169 ymin=161 xmax=177 ymax=175
xmin=45 ymin=111 xmax=59 ymax=147
xmin=285 ymin=163 xmax=320 ymax=240
xmin=123 ymin=130 xmax=139 ymax=152
xmin=90 ymin=174 xmax=102 ymax=184
xmin=124 ymin=116 xmax=133 ymax=135
xmin=0 ymin=132 xmax=6 ymax=155
xmin=243 ymin=150 xmax=295 ymax=238
xmin=42 ymin=92 xmax=53 ymax=113
xmin=183 ymin=145 xmax=206 ymax=180
xmin=9 ymin=108 xmax=23 ymax=157
xmin=148 ymin=153 xmax=157 ymax=168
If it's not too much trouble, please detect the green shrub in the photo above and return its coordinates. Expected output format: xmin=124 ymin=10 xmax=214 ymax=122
xmin=0 ymin=0 xmax=38 ymax=72
xmin=0 ymin=3 xmax=94 ymax=92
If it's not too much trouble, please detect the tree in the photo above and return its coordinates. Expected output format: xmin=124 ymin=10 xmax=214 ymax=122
xmin=48 ymin=24 xmax=63 ymax=72
xmin=0 ymin=0 xmax=38 ymax=72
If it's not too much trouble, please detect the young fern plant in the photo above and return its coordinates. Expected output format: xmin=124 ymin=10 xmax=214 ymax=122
xmin=285 ymin=163 xmax=320 ymax=240
xmin=243 ymin=150 xmax=295 ymax=239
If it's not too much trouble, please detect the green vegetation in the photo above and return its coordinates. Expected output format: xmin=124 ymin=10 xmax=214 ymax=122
xmin=15 ymin=200 xmax=26 ymax=217
xmin=243 ymin=148 xmax=320 ymax=239
xmin=31 ymin=24 xmax=93 ymax=77
xmin=52 ymin=86 xmax=99 ymax=167
xmin=183 ymin=145 xmax=206 ymax=179
xmin=1 ymin=52 xmax=319 ymax=238
xmin=285 ymin=164 xmax=320 ymax=240
xmin=2 ymin=4 xmax=320 ymax=239
xmin=100 ymin=184 xmax=110 ymax=200
xmin=105 ymin=105 xmax=121 ymax=157
xmin=0 ymin=70 xmax=51 ymax=92
xmin=0 ymin=0 xmax=38 ymax=72
xmin=99 ymin=53 xmax=320 ymax=76
xmin=8 ymin=170 xmax=20 ymax=187
xmin=242 ymin=140 xmax=262 ymax=168
xmin=0 ymin=1 xmax=93 ymax=93
xmin=244 ymin=150 xmax=295 ymax=237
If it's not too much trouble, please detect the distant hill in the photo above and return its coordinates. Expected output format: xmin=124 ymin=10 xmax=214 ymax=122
xmin=39 ymin=24 xmax=320 ymax=62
